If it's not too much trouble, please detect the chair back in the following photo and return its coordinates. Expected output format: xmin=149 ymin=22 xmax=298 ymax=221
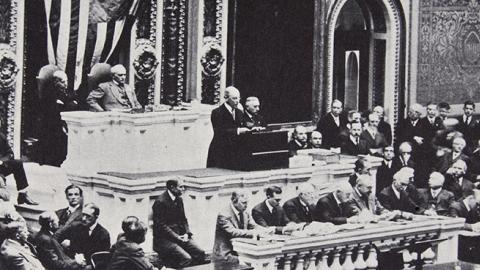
xmin=36 ymin=65 xmax=60 ymax=100
xmin=91 ymin=251 xmax=112 ymax=270
xmin=87 ymin=63 xmax=112 ymax=91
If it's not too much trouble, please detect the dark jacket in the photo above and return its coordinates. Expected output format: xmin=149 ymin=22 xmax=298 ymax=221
xmin=207 ymin=104 xmax=244 ymax=169
xmin=418 ymin=116 xmax=444 ymax=144
xmin=252 ymin=201 xmax=290 ymax=234
xmin=288 ymin=140 xmax=310 ymax=157
xmin=282 ymin=197 xmax=314 ymax=223
xmin=107 ymin=240 xmax=155 ymax=270
xmin=316 ymin=113 xmax=347 ymax=148
xmin=396 ymin=117 xmax=427 ymax=149
xmin=435 ymin=152 xmax=469 ymax=174
xmin=378 ymin=120 xmax=392 ymax=145
xmin=242 ymin=112 xmax=267 ymax=128
xmin=444 ymin=175 xmax=475 ymax=201
xmin=315 ymin=193 xmax=353 ymax=225
xmin=55 ymin=206 xmax=83 ymax=228
xmin=418 ymin=188 xmax=454 ymax=216
xmin=152 ymin=191 xmax=191 ymax=249
xmin=55 ymin=221 xmax=111 ymax=264
xmin=378 ymin=186 xmax=423 ymax=213
xmin=0 ymin=133 xmax=13 ymax=162
xmin=340 ymin=136 xmax=369 ymax=156
xmin=376 ymin=161 xmax=395 ymax=195
xmin=449 ymin=201 xmax=480 ymax=231
xmin=360 ymin=129 xmax=388 ymax=152
xmin=456 ymin=115 xmax=480 ymax=149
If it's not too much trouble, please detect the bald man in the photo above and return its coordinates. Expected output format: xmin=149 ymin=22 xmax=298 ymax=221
xmin=316 ymin=100 xmax=347 ymax=148
xmin=444 ymin=159 xmax=475 ymax=200
xmin=242 ymin=96 xmax=267 ymax=129
xmin=207 ymin=86 xmax=249 ymax=169
xmin=86 ymin=64 xmax=141 ymax=111
xmin=418 ymin=172 xmax=454 ymax=216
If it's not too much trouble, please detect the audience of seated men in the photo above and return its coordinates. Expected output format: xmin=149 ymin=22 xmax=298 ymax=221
xmin=33 ymin=211 xmax=92 ymax=270
xmin=376 ymin=146 xmax=396 ymax=195
xmin=316 ymin=99 xmax=347 ymax=149
xmin=350 ymin=175 xmax=388 ymax=217
xmin=315 ymin=182 xmax=356 ymax=225
xmin=309 ymin=131 xmax=324 ymax=149
xmin=360 ymin=112 xmax=388 ymax=156
xmin=55 ymin=203 xmax=110 ymax=265
xmin=373 ymin=106 xmax=392 ymax=145
xmin=242 ymin=96 xmax=267 ymax=129
xmin=152 ymin=179 xmax=207 ymax=268
xmin=444 ymin=160 xmax=475 ymax=200
xmin=436 ymin=137 xmax=470 ymax=174
xmin=418 ymin=172 xmax=454 ymax=216
xmin=213 ymin=190 xmax=270 ymax=263
xmin=456 ymin=100 xmax=479 ymax=152
xmin=340 ymin=122 xmax=369 ymax=156
xmin=1 ymin=221 xmax=45 ymax=270
xmin=283 ymin=182 xmax=316 ymax=223
xmin=107 ymin=216 xmax=158 ymax=270
xmin=252 ymin=186 xmax=302 ymax=234
xmin=288 ymin=125 xmax=310 ymax=156
xmin=56 ymin=184 xmax=84 ymax=228
xmin=378 ymin=169 xmax=423 ymax=214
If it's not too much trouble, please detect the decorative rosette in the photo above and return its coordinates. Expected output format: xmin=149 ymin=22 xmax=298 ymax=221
xmin=133 ymin=39 xmax=159 ymax=80
xmin=0 ymin=43 xmax=18 ymax=91
xmin=200 ymin=37 xmax=224 ymax=77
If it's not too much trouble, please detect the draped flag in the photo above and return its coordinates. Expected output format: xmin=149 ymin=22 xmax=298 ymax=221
xmin=43 ymin=0 xmax=141 ymax=90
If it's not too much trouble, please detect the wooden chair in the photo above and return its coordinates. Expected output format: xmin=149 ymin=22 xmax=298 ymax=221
xmin=91 ymin=251 xmax=112 ymax=270
xmin=87 ymin=63 xmax=112 ymax=92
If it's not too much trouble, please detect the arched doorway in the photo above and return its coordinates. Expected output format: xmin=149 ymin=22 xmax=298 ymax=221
xmin=327 ymin=0 xmax=405 ymax=126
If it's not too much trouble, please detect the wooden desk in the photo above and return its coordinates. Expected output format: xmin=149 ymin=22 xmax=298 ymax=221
xmin=179 ymin=262 xmax=253 ymax=270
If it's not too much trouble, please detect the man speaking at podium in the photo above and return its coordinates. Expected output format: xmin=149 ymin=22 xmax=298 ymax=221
xmin=207 ymin=86 xmax=250 ymax=169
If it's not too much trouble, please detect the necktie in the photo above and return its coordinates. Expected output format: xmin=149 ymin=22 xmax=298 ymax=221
xmin=232 ymin=109 xmax=236 ymax=121
xmin=356 ymin=137 xmax=360 ymax=146
xmin=363 ymin=196 xmax=370 ymax=209
xmin=304 ymin=205 xmax=309 ymax=215
xmin=238 ymin=212 xmax=244 ymax=229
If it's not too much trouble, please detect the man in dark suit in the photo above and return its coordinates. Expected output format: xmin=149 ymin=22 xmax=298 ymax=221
xmin=207 ymin=86 xmax=249 ymax=169
xmin=376 ymin=146 xmax=396 ymax=195
xmin=436 ymin=137 xmax=470 ymax=174
xmin=152 ymin=179 xmax=206 ymax=268
xmin=444 ymin=160 xmax=475 ymax=200
xmin=242 ymin=96 xmax=267 ymax=129
xmin=283 ymin=183 xmax=316 ymax=223
xmin=86 ymin=64 xmax=141 ymax=111
xmin=419 ymin=102 xmax=444 ymax=145
xmin=56 ymin=185 xmax=84 ymax=228
xmin=391 ymin=142 xmax=428 ymax=187
xmin=316 ymin=99 xmax=347 ymax=148
xmin=449 ymin=191 xmax=480 ymax=230
xmin=378 ymin=169 xmax=423 ymax=214
xmin=438 ymin=102 xmax=451 ymax=121
xmin=288 ymin=125 xmax=310 ymax=156
xmin=315 ymin=182 xmax=357 ymax=225
xmin=252 ymin=186 xmax=299 ymax=234
xmin=32 ymin=212 xmax=92 ymax=270
xmin=348 ymin=157 xmax=372 ymax=187
xmin=0 ymin=129 xmax=38 ymax=205
xmin=341 ymin=122 xmax=369 ymax=156
xmin=213 ymin=190 xmax=270 ymax=262
xmin=373 ymin=106 xmax=392 ymax=145
xmin=360 ymin=112 xmax=388 ymax=156
xmin=456 ymin=100 xmax=479 ymax=151
xmin=396 ymin=103 xmax=427 ymax=153
xmin=55 ymin=203 xmax=110 ymax=265
xmin=350 ymin=175 xmax=388 ymax=216
xmin=418 ymin=172 xmax=454 ymax=216
xmin=1 ymin=221 xmax=45 ymax=270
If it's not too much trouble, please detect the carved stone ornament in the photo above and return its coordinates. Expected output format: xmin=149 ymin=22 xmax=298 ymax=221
xmin=133 ymin=39 xmax=159 ymax=80
xmin=200 ymin=37 xmax=224 ymax=77
xmin=0 ymin=43 xmax=18 ymax=91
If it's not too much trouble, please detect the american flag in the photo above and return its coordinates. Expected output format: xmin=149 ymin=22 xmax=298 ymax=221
xmin=43 ymin=0 xmax=142 ymax=91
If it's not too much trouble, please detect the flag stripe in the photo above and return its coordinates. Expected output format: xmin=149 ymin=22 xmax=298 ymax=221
xmin=49 ymin=0 xmax=61 ymax=56
xmin=100 ymin=20 xmax=116 ymax=63
xmin=91 ymin=23 xmax=108 ymax=66
xmin=44 ymin=0 xmax=56 ymax=64
xmin=65 ymin=0 xmax=81 ymax=91
xmin=56 ymin=0 xmax=72 ymax=71
xmin=105 ymin=19 xmax=127 ymax=62
xmin=73 ymin=0 xmax=90 ymax=90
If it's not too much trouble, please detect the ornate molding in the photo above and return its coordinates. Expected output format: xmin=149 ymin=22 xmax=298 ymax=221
xmin=6 ymin=0 xmax=17 ymax=148
xmin=133 ymin=39 xmax=159 ymax=81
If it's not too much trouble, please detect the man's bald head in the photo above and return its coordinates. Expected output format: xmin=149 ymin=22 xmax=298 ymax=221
xmin=245 ymin=96 xmax=260 ymax=115
xmin=293 ymin=125 xmax=307 ymax=143
xmin=224 ymin=86 xmax=241 ymax=108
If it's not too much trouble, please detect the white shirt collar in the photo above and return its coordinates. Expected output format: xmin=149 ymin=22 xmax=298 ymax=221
xmin=350 ymin=135 xmax=359 ymax=144
xmin=457 ymin=177 xmax=463 ymax=186
xmin=298 ymin=197 xmax=308 ymax=207
xmin=392 ymin=184 xmax=401 ymax=199
xmin=331 ymin=113 xmax=340 ymax=126
xmin=224 ymin=103 xmax=235 ymax=114
xmin=428 ymin=116 xmax=436 ymax=123
xmin=411 ymin=119 xmax=418 ymax=126
xmin=230 ymin=202 xmax=241 ymax=217
xmin=463 ymin=199 xmax=471 ymax=212
xmin=167 ymin=190 xmax=176 ymax=201
xmin=265 ymin=200 xmax=274 ymax=213
xmin=332 ymin=192 xmax=342 ymax=205
xmin=89 ymin=222 xmax=98 ymax=235
xmin=464 ymin=114 xmax=471 ymax=123
xmin=67 ymin=204 xmax=80 ymax=214
xmin=384 ymin=160 xmax=392 ymax=168
xmin=431 ymin=188 xmax=441 ymax=198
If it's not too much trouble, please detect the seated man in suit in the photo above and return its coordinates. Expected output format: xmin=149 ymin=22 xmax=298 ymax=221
xmin=418 ymin=172 xmax=454 ymax=216
xmin=436 ymin=137 xmax=470 ymax=174
xmin=252 ymin=186 xmax=303 ymax=234
xmin=288 ymin=125 xmax=310 ymax=156
xmin=1 ymin=221 xmax=45 ymax=270
xmin=242 ymin=96 xmax=267 ymax=129
xmin=107 ymin=216 xmax=158 ymax=270
xmin=449 ymin=189 xmax=480 ymax=230
xmin=373 ymin=106 xmax=392 ymax=145
xmin=378 ymin=169 xmax=423 ymax=215
xmin=283 ymin=182 xmax=316 ymax=223
xmin=350 ymin=175 xmax=388 ymax=218
xmin=55 ymin=203 xmax=110 ymax=265
xmin=56 ymin=184 xmax=84 ymax=228
xmin=316 ymin=99 xmax=347 ymax=149
xmin=309 ymin=131 xmax=324 ymax=149
xmin=348 ymin=158 xmax=372 ymax=187
xmin=315 ymin=182 xmax=357 ymax=225
xmin=207 ymin=86 xmax=249 ymax=169
xmin=86 ymin=64 xmax=141 ymax=112
xmin=341 ymin=122 xmax=369 ymax=156
xmin=152 ymin=179 xmax=206 ymax=268
xmin=376 ymin=146 xmax=396 ymax=195
xmin=444 ymin=159 xmax=475 ymax=200
xmin=32 ymin=211 xmax=92 ymax=270
xmin=360 ymin=112 xmax=388 ymax=156
xmin=213 ymin=190 xmax=271 ymax=262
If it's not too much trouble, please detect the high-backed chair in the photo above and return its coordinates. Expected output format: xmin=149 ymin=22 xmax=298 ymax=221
xmin=87 ymin=63 xmax=112 ymax=92
xmin=91 ymin=251 xmax=112 ymax=270
xmin=36 ymin=64 xmax=60 ymax=100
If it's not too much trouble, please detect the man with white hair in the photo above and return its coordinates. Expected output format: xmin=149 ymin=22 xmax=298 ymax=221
xmin=86 ymin=64 xmax=141 ymax=111
xmin=396 ymin=103 xmax=427 ymax=151
xmin=418 ymin=172 xmax=454 ymax=216
xmin=360 ymin=112 xmax=388 ymax=156
xmin=316 ymin=99 xmax=347 ymax=148
xmin=444 ymin=159 xmax=475 ymax=200
xmin=315 ymin=182 xmax=356 ymax=225
xmin=373 ymin=106 xmax=392 ymax=145
xmin=207 ymin=86 xmax=249 ymax=169
xmin=350 ymin=174 xmax=388 ymax=216
xmin=242 ymin=96 xmax=266 ymax=129
xmin=378 ymin=169 xmax=423 ymax=214
xmin=436 ymin=137 xmax=470 ymax=174
xmin=283 ymin=182 xmax=316 ymax=223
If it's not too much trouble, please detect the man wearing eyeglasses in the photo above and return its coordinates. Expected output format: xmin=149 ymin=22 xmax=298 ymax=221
xmin=378 ymin=168 xmax=423 ymax=215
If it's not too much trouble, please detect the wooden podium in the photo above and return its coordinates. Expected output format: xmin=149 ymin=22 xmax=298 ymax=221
xmin=235 ymin=130 xmax=289 ymax=171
